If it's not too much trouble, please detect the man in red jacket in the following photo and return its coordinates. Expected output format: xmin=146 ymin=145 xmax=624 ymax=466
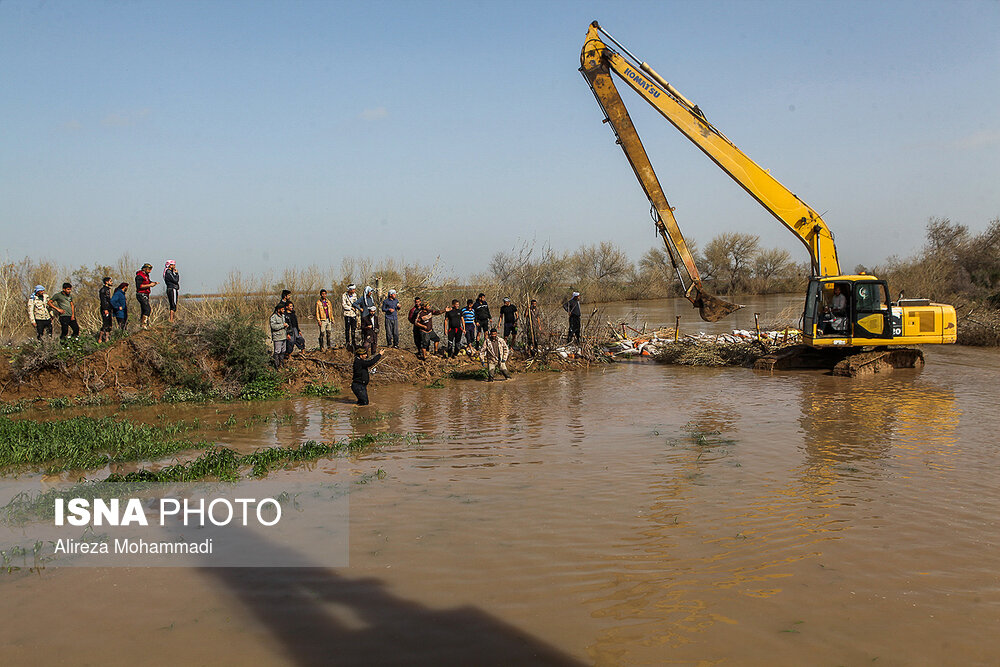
xmin=135 ymin=263 xmax=159 ymax=330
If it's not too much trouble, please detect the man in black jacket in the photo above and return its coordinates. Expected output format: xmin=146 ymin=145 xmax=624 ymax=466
xmin=98 ymin=277 xmax=114 ymax=343
xmin=351 ymin=347 xmax=383 ymax=406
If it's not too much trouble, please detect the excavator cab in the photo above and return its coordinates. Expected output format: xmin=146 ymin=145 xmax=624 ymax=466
xmin=803 ymin=277 xmax=894 ymax=345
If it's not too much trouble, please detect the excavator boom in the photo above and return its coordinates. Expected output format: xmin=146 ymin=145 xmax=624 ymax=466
xmin=580 ymin=22 xmax=841 ymax=278
xmin=579 ymin=26 xmax=740 ymax=322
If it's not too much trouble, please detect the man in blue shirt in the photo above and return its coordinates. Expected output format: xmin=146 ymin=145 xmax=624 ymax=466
xmin=381 ymin=289 xmax=401 ymax=348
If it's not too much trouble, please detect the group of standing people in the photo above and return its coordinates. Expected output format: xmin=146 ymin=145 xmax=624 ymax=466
xmin=27 ymin=261 xmax=180 ymax=341
xmin=273 ymin=285 xmax=583 ymax=363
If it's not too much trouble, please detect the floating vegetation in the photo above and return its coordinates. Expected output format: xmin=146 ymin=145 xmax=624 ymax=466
xmin=302 ymin=382 xmax=341 ymax=397
xmin=119 ymin=391 xmax=156 ymax=407
xmin=354 ymin=410 xmax=395 ymax=424
xmin=238 ymin=376 xmax=286 ymax=401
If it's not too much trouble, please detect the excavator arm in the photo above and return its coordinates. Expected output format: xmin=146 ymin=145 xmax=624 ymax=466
xmin=580 ymin=21 xmax=841 ymax=282
xmin=580 ymin=32 xmax=738 ymax=322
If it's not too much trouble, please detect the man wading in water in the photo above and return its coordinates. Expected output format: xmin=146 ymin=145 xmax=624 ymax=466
xmin=351 ymin=346 xmax=382 ymax=406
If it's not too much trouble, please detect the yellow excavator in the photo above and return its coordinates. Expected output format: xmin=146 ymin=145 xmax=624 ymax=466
xmin=580 ymin=21 xmax=956 ymax=373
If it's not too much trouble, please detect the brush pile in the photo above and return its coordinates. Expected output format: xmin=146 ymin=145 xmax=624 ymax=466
xmin=603 ymin=323 xmax=801 ymax=367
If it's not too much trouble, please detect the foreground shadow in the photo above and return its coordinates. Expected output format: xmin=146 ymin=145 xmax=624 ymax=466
xmin=201 ymin=533 xmax=584 ymax=667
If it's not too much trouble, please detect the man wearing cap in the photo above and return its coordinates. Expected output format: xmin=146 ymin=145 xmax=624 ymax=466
xmin=163 ymin=261 xmax=180 ymax=322
xmin=315 ymin=289 xmax=335 ymax=350
xmin=341 ymin=284 xmax=359 ymax=350
xmin=27 ymin=285 xmax=53 ymax=341
xmin=135 ymin=263 xmax=158 ymax=330
xmin=563 ymin=291 xmax=582 ymax=344
xmin=479 ymin=328 xmax=512 ymax=381
xmin=499 ymin=297 xmax=518 ymax=346
xmin=381 ymin=289 xmax=401 ymax=348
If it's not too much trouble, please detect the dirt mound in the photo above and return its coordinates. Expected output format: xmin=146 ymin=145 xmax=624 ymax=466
xmin=1 ymin=333 xmax=586 ymax=404
xmin=0 ymin=335 xmax=171 ymax=402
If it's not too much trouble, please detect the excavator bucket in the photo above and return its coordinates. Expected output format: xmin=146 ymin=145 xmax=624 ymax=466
xmin=688 ymin=286 xmax=742 ymax=322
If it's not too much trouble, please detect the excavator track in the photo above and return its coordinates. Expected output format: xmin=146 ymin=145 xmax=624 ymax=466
xmin=754 ymin=346 xmax=924 ymax=376
xmin=831 ymin=348 xmax=924 ymax=377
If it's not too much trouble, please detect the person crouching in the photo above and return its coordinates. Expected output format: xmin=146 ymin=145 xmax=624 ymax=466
xmin=351 ymin=346 xmax=383 ymax=406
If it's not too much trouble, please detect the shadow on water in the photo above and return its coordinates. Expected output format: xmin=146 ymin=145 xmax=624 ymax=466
xmin=200 ymin=530 xmax=585 ymax=667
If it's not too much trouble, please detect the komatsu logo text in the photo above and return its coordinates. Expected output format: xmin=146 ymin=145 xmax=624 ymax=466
xmin=623 ymin=68 xmax=661 ymax=98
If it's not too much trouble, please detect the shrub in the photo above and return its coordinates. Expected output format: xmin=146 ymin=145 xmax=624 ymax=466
xmin=200 ymin=312 xmax=278 ymax=386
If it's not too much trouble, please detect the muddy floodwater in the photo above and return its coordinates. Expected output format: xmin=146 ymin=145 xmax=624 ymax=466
xmin=2 ymin=297 xmax=999 ymax=665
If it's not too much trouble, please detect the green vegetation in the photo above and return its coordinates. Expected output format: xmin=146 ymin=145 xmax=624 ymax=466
xmin=238 ymin=376 xmax=285 ymax=401
xmin=0 ymin=401 xmax=27 ymax=415
xmin=448 ymin=368 xmax=488 ymax=380
xmin=302 ymin=381 xmax=341 ymax=397
xmin=162 ymin=386 xmax=232 ymax=403
xmin=200 ymin=312 xmax=280 ymax=386
xmin=0 ymin=415 xmax=204 ymax=474
xmin=105 ymin=433 xmax=390 ymax=483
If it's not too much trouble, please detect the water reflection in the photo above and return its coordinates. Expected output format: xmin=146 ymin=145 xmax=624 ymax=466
xmin=797 ymin=374 xmax=960 ymax=485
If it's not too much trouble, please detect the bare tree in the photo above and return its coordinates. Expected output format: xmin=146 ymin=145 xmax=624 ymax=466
xmin=702 ymin=232 xmax=760 ymax=293
xmin=570 ymin=241 xmax=632 ymax=283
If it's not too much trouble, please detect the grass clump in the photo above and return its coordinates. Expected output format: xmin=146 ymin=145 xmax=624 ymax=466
xmin=0 ymin=401 xmax=28 ymax=415
xmin=0 ymin=415 xmax=204 ymax=473
xmin=448 ymin=368 xmax=488 ymax=380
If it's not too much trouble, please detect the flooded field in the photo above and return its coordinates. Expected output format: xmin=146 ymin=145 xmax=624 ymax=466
xmin=2 ymin=297 xmax=999 ymax=665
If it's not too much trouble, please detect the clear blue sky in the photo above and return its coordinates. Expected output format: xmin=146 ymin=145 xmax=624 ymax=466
xmin=2 ymin=0 xmax=998 ymax=291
